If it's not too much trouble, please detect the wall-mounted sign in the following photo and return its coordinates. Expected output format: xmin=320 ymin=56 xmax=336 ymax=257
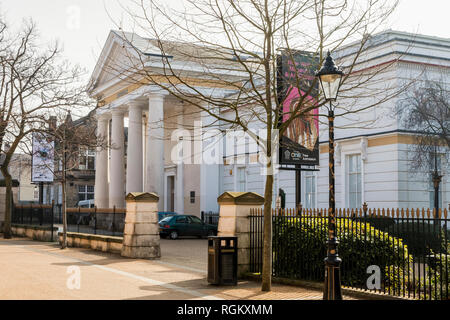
xmin=31 ymin=132 xmax=54 ymax=182
xmin=277 ymin=51 xmax=320 ymax=166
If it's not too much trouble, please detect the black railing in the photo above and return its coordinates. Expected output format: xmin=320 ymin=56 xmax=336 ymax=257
xmin=249 ymin=207 xmax=450 ymax=300
xmin=12 ymin=203 xmax=125 ymax=237
xmin=66 ymin=207 xmax=126 ymax=237
xmin=54 ymin=204 xmax=63 ymax=224
xmin=12 ymin=202 xmax=57 ymax=241
xmin=201 ymin=211 xmax=220 ymax=225
xmin=12 ymin=202 xmax=57 ymax=226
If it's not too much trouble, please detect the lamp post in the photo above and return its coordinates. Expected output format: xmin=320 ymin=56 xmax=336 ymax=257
xmin=432 ymin=145 xmax=442 ymax=217
xmin=316 ymin=51 xmax=344 ymax=300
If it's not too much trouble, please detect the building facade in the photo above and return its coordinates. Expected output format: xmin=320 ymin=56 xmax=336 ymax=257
xmin=88 ymin=30 xmax=450 ymax=214
xmin=42 ymin=112 xmax=98 ymax=208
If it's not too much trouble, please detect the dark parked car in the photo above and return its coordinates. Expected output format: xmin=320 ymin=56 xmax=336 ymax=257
xmin=159 ymin=215 xmax=217 ymax=240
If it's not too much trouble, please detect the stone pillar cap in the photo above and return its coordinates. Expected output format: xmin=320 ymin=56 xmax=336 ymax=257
xmin=125 ymin=192 xmax=159 ymax=202
xmin=218 ymin=192 xmax=264 ymax=205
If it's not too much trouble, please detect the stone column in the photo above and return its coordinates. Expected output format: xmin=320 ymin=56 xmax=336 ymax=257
xmin=126 ymin=102 xmax=143 ymax=194
xmin=95 ymin=113 xmax=110 ymax=208
xmin=217 ymin=191 xmax=265 ymax=277
xmin=122 ymin=192 xmax=161 ymax=259
xmin=109 ymin=109 xmax=125 ymax=208
xmin=145 ymin=93 xmax=165 ymax=210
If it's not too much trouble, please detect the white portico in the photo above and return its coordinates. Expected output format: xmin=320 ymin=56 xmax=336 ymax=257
xmin=87 ymin=30 xmax=231 ymax=213
xmin=91 ymin=87 xmax=174 ymax=210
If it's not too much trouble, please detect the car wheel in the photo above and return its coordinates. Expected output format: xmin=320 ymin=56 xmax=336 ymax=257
xmin=169 ymin=230 xmax=179 ymax=240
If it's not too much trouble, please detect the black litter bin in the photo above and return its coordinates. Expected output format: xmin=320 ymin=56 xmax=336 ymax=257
xmin=207 ymin=236 xmax=238 ymax=286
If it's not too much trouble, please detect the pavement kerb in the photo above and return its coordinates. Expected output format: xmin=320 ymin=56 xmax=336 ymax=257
xmin=243 ymin=273 xmax=418 ymax=301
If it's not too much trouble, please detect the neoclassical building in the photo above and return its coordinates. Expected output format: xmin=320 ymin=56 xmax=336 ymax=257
xmin=88 ymin=30 xmax=449 ymax=214
xmin=87 ymin=31 xmax=236 ymax=213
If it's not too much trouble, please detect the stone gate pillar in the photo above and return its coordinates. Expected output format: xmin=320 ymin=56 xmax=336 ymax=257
xmin=217 ymin=192 xmax=264 ymax=277
xmin=121 ymin=192 xmax=161 ymax=259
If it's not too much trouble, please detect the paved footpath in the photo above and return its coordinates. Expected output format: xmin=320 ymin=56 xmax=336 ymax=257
xmin=0 ymin=238 xmax=357 ymax=300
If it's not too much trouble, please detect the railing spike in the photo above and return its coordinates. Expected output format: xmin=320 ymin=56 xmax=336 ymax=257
xmin=438 ymin=208 xmax=442 ymax=219
xmin=382 ymin=208 xmax=385 ymax=217
xmin=427 ymin=208 xmax=431 ymax=219
xmin=444 ymin=208 xmax=448 ymax=219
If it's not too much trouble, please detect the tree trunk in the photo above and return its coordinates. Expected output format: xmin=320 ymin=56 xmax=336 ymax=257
xmin=261 ymin=172 xmax=274 ymax=291
xmin=1 ymin=166 xmax=13 ymax=239
xmin=61 ymin=181 xmax=67 ymax=249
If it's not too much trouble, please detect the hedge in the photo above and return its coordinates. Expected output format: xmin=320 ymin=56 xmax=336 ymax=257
xmin=272 ymin=216 xmax=413 ymax=292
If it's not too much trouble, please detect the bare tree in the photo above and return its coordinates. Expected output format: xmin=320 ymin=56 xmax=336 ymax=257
xmin=399 ymin=79 xmax=449 ymax=169
xmin=0 ymin=17 xmax=88 ymax=239
xmin=95 ymin=0 xmax=409 ymax=291
xmin=398 ymin=77 xmax=449 ymax=211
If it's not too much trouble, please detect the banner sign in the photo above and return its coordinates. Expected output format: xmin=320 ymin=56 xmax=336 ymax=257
xmin=277 ymin=51 xmax=320 ymax=166
xmin=31 ymin=132 xmax=54 ymax=182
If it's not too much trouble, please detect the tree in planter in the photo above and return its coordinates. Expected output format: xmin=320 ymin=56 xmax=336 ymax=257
xmin=0 ymin=17 xmax=87 ymax=239
xmin=99 ymin=0 xmax=410 ymax=291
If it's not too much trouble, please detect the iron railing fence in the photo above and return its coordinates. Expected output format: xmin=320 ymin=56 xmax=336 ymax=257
xmin=249 ymin=207 xmax=449 ymax=300
xmin=12 ymin=203 xmax=125 ymax=237
xmin=66 ymin=207 xmax=126 ymax=237
xmin=54 ymin=204 xmax=63 ymax=224
xmin=12 ymin=202 xmax=56 ymax=227
xmin=201 ymin=211 xmax=220 ymax=225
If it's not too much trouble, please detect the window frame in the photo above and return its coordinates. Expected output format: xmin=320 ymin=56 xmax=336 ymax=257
xmin=78 ymin=184 xmax=95 ymax=202
xmin=79 ymin=147 xmax=96 ymax=170
xmin=346 ymin=154 xmax=362 ymax=209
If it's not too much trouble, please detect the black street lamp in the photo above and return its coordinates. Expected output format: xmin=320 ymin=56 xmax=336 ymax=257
xmin=316 ymin=51 xmax=344 ymax=300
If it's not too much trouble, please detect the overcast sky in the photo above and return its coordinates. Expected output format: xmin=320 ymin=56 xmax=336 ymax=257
xmin=1 ymin=0 xmax=449 ymax=82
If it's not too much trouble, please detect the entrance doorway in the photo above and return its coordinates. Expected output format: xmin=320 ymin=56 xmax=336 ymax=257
xmin=167 ymin=175 xmax=175 ymax=212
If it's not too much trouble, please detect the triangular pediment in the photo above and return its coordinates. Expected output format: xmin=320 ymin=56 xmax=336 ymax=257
xmin=88 ymin=31 xmax=160 ymax=98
